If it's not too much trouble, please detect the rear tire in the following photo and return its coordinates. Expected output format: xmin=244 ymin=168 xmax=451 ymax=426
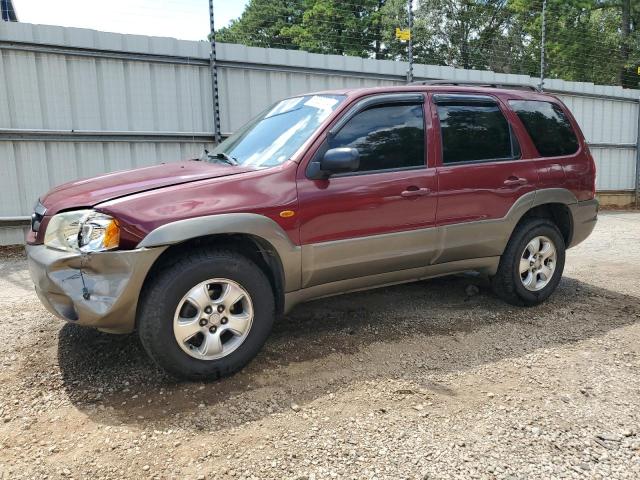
xmin=137 ymin=248 xmax=274 ymax=380
xmin=491 ymin=218 xmax=565 ymax=306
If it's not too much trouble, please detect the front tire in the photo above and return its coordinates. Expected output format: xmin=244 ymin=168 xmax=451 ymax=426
xmin=137 ymin=248 xmax=275 ymax=380
xmin=491 ymin=218 xmax=566 ymax=306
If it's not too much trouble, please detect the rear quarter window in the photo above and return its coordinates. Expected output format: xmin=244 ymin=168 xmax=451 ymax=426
xmin=508 ymin=100 xmax=579 ymax=157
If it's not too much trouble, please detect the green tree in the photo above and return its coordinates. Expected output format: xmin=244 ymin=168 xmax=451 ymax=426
xmin=280 ymin=0 xmax=370 ymax=56
xmin=509 ymin=0 xmax=638 ymax=87
xmin=216 ymin=0 xmax=640 ymax=88
xmin=216 ymin=0 xmax=304 ymax=49
xmin=417 ymin=0 xmax=513 ymax=69
xmin=618 ymin=0 xmax=640 ymax=88
xmin=377 ymin=0 xmax=447 ymax=64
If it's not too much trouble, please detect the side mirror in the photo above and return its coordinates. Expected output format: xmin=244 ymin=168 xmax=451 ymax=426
xmin=308 ymin=147 xmax=360 ymax=179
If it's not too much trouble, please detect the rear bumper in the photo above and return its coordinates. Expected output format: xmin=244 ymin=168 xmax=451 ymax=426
xmin=26 ymin=244 xmax=166 ymax=334
xmin=568 ymin=198 xmax=599 ymax=248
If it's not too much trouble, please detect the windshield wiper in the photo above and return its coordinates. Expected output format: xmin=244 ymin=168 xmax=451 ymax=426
xmin=212 ymin=152 xmax=238 ymax=166
xmin=199 ymin=149 xmax=239 ymax=166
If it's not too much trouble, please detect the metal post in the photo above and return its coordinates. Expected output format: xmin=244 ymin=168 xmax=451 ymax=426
xmin=635 ymin=98 xmax=640 ymax=208
xmin=208 ymin=0 xmax=222 ymax=144
xmin=539 ymin=0 xmax=547 ymax=90
xmin=407 ymin=0 xmax=413 ymax=83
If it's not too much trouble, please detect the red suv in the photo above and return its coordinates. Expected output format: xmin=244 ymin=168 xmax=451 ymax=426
xmin=26 ymin=83 xmax=598 ymax=380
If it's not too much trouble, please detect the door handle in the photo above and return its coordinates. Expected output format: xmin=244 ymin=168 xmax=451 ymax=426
xmin=401 ymin=187 xmax=431 ymax=198
xmin=503 ymin=176 xmax=528 ymax=187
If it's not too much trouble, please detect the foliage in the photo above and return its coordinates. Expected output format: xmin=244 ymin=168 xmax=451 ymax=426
xmin=216 ymin=0 xmax=305 ymax=49
xmin=216 ymin=0 xmax=640 ymax=88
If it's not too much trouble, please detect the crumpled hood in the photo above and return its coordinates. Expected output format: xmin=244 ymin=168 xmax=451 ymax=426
xmin=41 ymin=160 xmax=252 ymax=215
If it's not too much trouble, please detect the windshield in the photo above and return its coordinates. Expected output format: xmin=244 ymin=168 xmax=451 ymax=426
xmin=209 ymin=94 xmax=345 ymax=168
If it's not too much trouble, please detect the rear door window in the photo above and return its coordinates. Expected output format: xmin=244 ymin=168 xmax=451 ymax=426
xmin=508 ymin=100 xmax=579 ymax=157
xmin=435 ymin=96 xmax=520 ymax=164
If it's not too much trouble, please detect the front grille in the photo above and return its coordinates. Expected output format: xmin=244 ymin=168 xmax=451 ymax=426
xmin=31 ymin=201 xmax=46 ymax=232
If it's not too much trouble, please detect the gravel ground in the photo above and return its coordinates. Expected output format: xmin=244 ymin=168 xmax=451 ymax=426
xmin=1 ymin=211 xmax=639 ymax=480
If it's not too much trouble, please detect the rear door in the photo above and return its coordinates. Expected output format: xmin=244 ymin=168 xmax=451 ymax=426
xmin=296 ymin=93 xmax=438 ymax=288
xmin=508 ymin=99 xmax=591 ymax=199
xmin=432 ymin=93 xmax=539 ymax=263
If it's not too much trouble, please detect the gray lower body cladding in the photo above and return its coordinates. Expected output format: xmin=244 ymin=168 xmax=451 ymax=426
xmin=284 ymin=256 xmax=501 ymax=313
xmin=289 ymin=224 xmax=507 ymax=313
xmin=285 ymin=197 xmax=599 ymax=312
xmin=299 ymin=192 xmax=538 ymax=292
xmin=568 ymin=198 xmax=598 ymax=248
xmin=27 ymin=195 xmax=598 ymax=330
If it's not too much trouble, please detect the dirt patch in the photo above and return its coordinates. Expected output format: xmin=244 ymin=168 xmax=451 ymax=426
xmin=1 ymin=212 xmax=640 ymax=479
xmin=0 ymin=244 xmax=26 ymax=259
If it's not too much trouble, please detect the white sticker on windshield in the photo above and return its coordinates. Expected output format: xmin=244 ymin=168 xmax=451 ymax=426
xmin=266 ymin=97 xmax=305 ymax=118
xmin=304 ymin=95 xmax=338 ymax=111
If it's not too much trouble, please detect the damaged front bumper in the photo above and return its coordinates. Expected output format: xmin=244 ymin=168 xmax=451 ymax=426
xmin=26 ymin=244 xmax=166 ymax=334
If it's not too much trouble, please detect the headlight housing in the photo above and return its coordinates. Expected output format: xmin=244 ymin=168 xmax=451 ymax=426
xmin=44 ymin=210 xmax=120 ymax=253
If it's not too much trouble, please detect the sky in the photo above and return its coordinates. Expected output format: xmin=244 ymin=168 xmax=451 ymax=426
xmin=11 ymin=0 xmax=249 ymax=41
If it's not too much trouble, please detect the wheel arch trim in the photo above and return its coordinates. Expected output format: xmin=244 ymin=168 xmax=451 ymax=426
xmin=511 ymin=188 xmax=596 ymax=250
xmin=507 ymin=188 xmax=578 ymax=233
xmin=137 ymin=213 xmax=301 ymax=292
xmin=528 ymin=188 xmax=578 ymax=246
xmin=531 ymin=188 xmax=578 ymax=208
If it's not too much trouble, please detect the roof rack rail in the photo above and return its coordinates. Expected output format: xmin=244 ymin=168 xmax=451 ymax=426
xmin=410 ymin=79 xmax=542 ymax=93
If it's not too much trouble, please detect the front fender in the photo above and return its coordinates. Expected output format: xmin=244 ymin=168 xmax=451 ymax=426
xmin=137 ymin=213 xmax=302 ymax=292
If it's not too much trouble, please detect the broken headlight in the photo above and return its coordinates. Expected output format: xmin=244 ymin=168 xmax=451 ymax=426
xmin=44 ymin=210 xmax=120 ymax=253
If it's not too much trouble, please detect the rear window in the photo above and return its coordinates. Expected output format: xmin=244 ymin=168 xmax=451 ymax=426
xmin=509 ymin=100 xmax=579 ymax=157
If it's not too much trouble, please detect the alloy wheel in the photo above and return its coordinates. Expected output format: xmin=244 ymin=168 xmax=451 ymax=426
xmin=173 ymin=278 xmax=254 ymax=360
xmin=519 ymin=235 xmax=557 ymax=292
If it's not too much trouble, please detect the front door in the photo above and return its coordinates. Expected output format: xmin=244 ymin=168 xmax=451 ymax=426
xmin=432 ymin=93 xmax=539 ymax=263
xmin=296 ymin=94 xmax=438 ymax=288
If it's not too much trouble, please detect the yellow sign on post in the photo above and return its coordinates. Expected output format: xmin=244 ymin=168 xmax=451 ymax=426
xmin=395 ymin=28 xmax=411 ymax=41
xmin=637 ymin=66 xmax=640 ymax=75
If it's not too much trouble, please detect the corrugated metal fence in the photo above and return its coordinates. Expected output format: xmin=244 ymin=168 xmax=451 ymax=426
xmin=1 ymin=22 xmax=639 ymax=244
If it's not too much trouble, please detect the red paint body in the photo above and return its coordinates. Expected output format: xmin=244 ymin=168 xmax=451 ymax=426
xmin=27 ymin=85 xmax=596 ymax=249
